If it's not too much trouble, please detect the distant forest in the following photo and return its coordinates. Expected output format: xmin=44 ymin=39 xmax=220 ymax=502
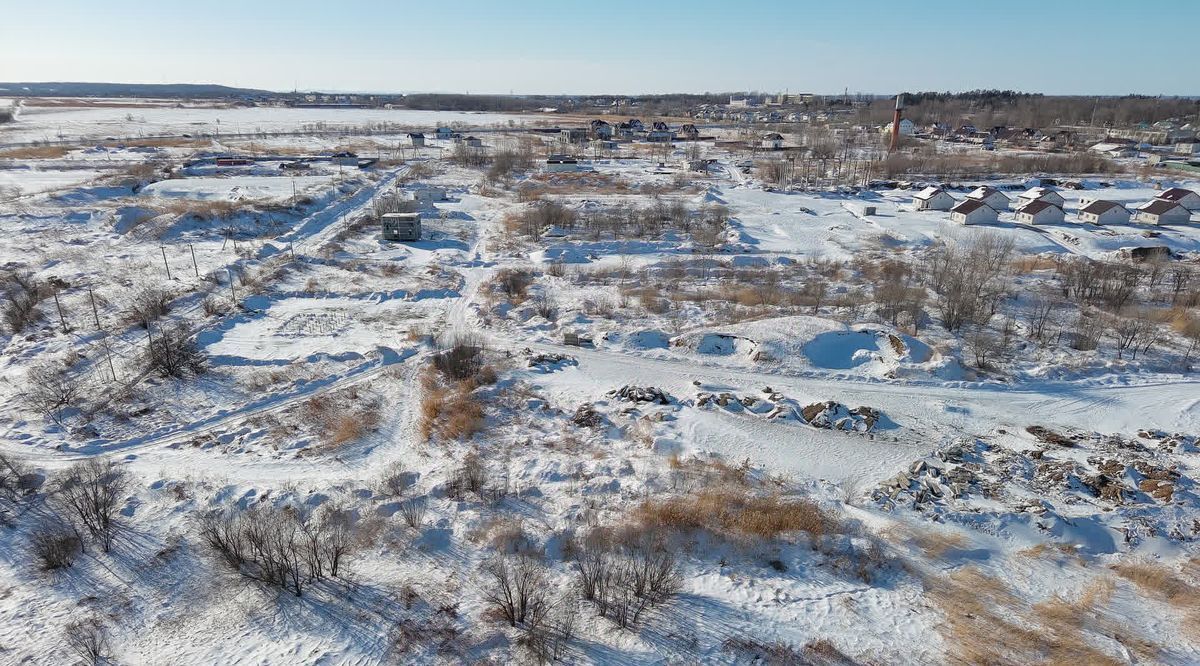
xmin=860 ymin=90 xmax=1200 ymax=128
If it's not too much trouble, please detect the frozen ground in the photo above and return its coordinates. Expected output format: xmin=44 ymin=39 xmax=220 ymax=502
xmin=1 ymin=107 xmax=1199 ymax=664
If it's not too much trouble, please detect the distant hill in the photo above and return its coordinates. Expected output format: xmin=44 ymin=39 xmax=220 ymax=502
xmin=0 ymin=82 xmax=273 ymax=98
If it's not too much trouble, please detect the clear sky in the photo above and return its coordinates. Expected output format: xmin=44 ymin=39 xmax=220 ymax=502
xmin=3 ymin=0 xmax=1196 ymax=96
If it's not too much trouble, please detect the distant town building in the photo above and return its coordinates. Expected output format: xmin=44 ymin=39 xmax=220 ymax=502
xmin=545 ymin=154 xmax=579 ymax=173
xmin=589 ymin=119 xmax=613 ymax=140
xmin=679 ymin=124 xmax=700 ymax=141
xmin=761 ymin=132 xmax=784 ymax=150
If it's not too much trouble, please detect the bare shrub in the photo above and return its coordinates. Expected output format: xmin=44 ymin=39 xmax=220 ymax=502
xmin=376 ymin=460 xmax=412 ymax=497
xmin=480 ymin=552 xmax=554 ymax=627
xmin=63 ymin=616 xmax=112 ymax=666
xmin=125 ymin=285 xmax=172 ymax=327
xmin=492 ymin=268 xmax=534 ymax=302
xmin=53 ymin=459 xmax=131 ymax=553
xmin=145 ymin=324 xmax=206 ymax=378
xmin=447 ymin=452 xmax=489 ymax=499
xmin=399 ymin=496 xmax=428 ymax=530
xmin=23 ymin=361 xmax=86 ymax=424
xmin=433 ymin=332 xmax=486 ymax=381
xmin=198 ymin=502 xmax=365 ymax=596
xmin=0 ymin=453 xmax=35 ymax=518
xmin=31 ymin=520 xmax=81 ymax=570
xmin=571 ymin=526 xmax=681 ymax=628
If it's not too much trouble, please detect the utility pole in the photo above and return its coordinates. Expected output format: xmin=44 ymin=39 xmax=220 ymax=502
xmin=87 ymin=287 xmax=101 ymax=329
xmin=228 ymin=268 xmax=238 ymax=304
xmin=160 ymin=246 xmax=172 ymax=280
xmin=51 ymin=287 xmax=68 ymax=333
xmin=189 ymin=244 xmax=199 ymax=277
xmin=103 ymin=336 xmax=117 ymax=382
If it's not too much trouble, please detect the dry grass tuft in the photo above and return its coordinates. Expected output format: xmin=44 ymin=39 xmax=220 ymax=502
xmin=635 ymin=486 xmax=834 ymax=543
xmin=0 ymin=145 xmax=75 ymax=159
xmin=418 ymin=367 xmax=484 ymax=443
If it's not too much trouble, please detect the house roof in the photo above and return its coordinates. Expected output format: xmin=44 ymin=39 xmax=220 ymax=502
xmin=951 ymin=199 xmax=995 ymax=214
xmin=966 ymin=186 xmax=1009 ymax=201
xmin=1020 ymin=186 xmax=1060 ymax=199
xmin=1016 ymin=200 xmax=1062 ymax=215
xmin=1080 ymin=200 xmax=1128 ymax=215
xmin=1139 ymin=199 xmax=1187 ymax=215
xmin=762 ymin=133 xmax=784 ymax=140
xmin=915 ymin=186 xmax=947 ymax=200
xmin=1159 ymin=187 xmax=1198 ymax=202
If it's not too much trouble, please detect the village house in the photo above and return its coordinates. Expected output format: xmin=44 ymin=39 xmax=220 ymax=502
xmin=950 ymin=199 xmax=998 ymax=225
xmin=679 ymin=124 xmax=700 ymax=141
xmin=330 ymin=151 xmax=359 ymax=167
xmin=1078 ymin=200 xmax=1131 ymax=225
xmin=464 ymin=136 xmax=483 ymax=148
xmin=880 ymin=118 xmax=916 ymax=138
xmin=912 ymin=186 xmax=956 ymax=211
xmin=408 ymin=132 xmax=425 ymax=147
xmin=1014 ymin=199 xmax=1065 ymax=225
xmin=761 ymin=132 xmax=784 ymax=150
xmin=589 ymin=119 xmax=613 ymax=140
xmin=381 ymin=212 xmax=421 ymax=242
xmin=1156 ymin=187 xmax=1200 ymax=211
xmin=1136 ymin=199 xmax=1192 ymax=225
xmin=646 ymin=122 xmax=675 ymax=143
xmin=1016 ymin=186 xmax=1066 ymax=209
xmin=435 ymin=127 xmax=455 ymax=140
xmin=965 ymin=186 xmax=1010 ymax=211
xmin=1090 ymin=142 xmax=1137 ymax=158
xmin=410 ymin=185 xmax=447 ymax=204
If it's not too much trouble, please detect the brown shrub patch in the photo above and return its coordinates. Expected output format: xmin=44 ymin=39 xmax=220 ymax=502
xmin=634 ymin=486 xmax=834 ymax=542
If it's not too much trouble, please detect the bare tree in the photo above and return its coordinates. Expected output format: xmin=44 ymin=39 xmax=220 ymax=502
xmin=923 ymin=233 xmax=1015 ymax=331
xmin=53 ymin=459 xmax=130 ymax=553
xmin=125 ymin=285 xmax=172 ymax=327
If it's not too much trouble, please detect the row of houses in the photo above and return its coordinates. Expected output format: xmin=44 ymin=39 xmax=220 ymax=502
xmin=560 ymin=119 xmax=702 ymax=144
xmin=914 ymin=185 xmax=1200 ymax=226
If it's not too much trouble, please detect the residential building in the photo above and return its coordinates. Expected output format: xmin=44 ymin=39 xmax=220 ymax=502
xmin=1156 ymin=187 xmax=1200 ymax=211
xmin=761 ymin=132 xmax=784 ymax=150
xmin=1136 ymin=199 xmax=1192 ymax=225
xmin=912 ymin=186 xmax=956 ymax=211
xmin=950 ymin=199 xmax=998 ymax=225
xmin=965 ymin=186 xmax=1011 ymax=211
xmin=544 ymin=154 xmax=579 ymax=173
xmin=408 ymin=132 xmax=425 ymax=147
xmin=1078 ymin=200 xmax=1131 ymax=225
xmin=1016 ymin=186 xmax=1066 ymax=209
xmin=1014 ymin=200 xmax=1065 ymax=225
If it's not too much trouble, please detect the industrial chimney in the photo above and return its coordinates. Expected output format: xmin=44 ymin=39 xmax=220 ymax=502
xmin=888 ymin=93 xmax=906 ymax=154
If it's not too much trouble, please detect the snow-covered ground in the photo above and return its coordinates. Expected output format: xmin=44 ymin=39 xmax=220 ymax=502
xmin=2 ymin=107 xmax=1200 ymax=664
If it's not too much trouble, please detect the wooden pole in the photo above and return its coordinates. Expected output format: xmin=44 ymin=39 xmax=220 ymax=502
xmin=189 ymin=244 xmax=199 ymax=277
xmin=87 ymin=288 xmax=101 ymax=329
xmin=161 ymin=246 xmax=172 ymax=280
xmin=52 ymin=288 xmax=68 ymax=333
xmin=103 ymin=336 xmax=118 ymax=382
xmin=228 ymin=268 xmax=238 ymax=304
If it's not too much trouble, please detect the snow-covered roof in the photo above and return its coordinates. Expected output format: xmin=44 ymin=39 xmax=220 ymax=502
xmin=914 ymin=186 xmax=947 ymax=200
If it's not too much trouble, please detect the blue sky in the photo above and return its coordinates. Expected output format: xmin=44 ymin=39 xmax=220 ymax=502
xmin=3 ymin=0 xmax=1197 ymax=95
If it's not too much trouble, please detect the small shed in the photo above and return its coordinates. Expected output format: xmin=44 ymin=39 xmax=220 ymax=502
xmin=409 ymin=132 xmax=426 ymax=147
xmin=1078 ymin=200 xmax=1131 ymax=225
xmin=965 ymin=186 xmax=1011 ymax=211
xmin=381 ymin=212 xmax=421 ymax=241
xmin=950 ymin=199 xmax=998 ymax=225
xmin=435 ymin=127 xmax=455 ymax=140
xmin=331 ymin=151 xmax=359 ymax=167
xmin=1014 ymin=199 xmax=1064 ymax=225
xmin=464 ymin=136 xmax=483 ymax=148
xmin=912 ymin=186 xmax=955 ymax=211
xmin=1136 ymin=200 xmax=1191 ymax=225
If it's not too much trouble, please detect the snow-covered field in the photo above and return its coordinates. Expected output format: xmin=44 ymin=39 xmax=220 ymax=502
xmin=2 ymin=106 xmax=1200 ymax=664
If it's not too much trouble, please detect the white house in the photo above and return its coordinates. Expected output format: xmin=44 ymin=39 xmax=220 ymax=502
xmin=880 ymin=118 xmax=916 ymax=138
xmin=435 ymin=127 xmax=455 ymax=140
xmin=1156 ymin=187 xmax=1200 ymax=212
xmin=1078 ymin=200 xmax=1131 ymax=225
xmin=761 ymin=133 xmax=784 ymax=150
xmin=965 ymin=186 xmax=1010 ymax=211
xmin=950 ymin=199 xmax=998 ymax=225
xmin=1136 ymin=199 xmax=1192 ymax=225
xmin=1173 ymin=141 xmax=1200 ymax=157
xmin=1016 ymin=186 xmax=1065 ymax=209
xmin=1014 ymin=199 xmax=1065 ymax=225
xmin=464 ymin=136 xmax=483 ymax=148
xmin=1090 ymin=142 xmax=1136 ymax=158
xmin=912 ymin=186 xmax=956 ymax=211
